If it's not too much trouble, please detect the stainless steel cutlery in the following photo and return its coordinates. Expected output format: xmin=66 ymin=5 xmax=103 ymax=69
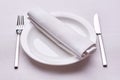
xmin=14 ymin=16 xmax=24 ymax=69
xmin=94 ymin=13 xmax=107 ymax=67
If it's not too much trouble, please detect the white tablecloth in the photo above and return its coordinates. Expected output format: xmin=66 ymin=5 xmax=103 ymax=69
xmin=0 ymin=0 xmax=120 ymax=80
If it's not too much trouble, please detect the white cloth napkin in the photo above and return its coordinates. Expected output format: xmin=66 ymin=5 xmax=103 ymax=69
xmin=27 ymin=9 xmax=96 ymax=60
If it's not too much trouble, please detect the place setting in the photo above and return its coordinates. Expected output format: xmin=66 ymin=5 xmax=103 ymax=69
xmin=14 ymin=8 xmax=107 ymax=69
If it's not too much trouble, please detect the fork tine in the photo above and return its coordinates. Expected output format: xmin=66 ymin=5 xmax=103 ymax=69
xmin=20 ymin=16 xmax=22 ymax=25
xmin=22 ymin=16 xmax=24 ymax=25
xmin=20 ymin=16 xmax=24 ymax=25
xmin=17 ymin=16 xmax=20 ymax=25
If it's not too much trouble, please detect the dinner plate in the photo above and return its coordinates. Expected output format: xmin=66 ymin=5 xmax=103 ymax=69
xmin=21 ymin=12 xmax=96 ymax=66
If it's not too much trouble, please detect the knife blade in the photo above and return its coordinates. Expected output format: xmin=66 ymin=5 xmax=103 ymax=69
xmin=94 ymin=13 xmax=101 ymax=34
xmin=94 ymin=13 xmax=107 ymax=67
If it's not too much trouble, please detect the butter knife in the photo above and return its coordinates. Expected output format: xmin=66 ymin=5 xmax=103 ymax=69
xmin=94 ymin=13 xmax=107 ymax=67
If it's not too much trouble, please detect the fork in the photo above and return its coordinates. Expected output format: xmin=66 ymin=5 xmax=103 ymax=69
xmin=14 ymin=16 xmax=24 ymax=69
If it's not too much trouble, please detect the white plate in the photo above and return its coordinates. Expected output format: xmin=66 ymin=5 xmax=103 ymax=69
xmin=21 ymin=12 xmax=96 ymax=66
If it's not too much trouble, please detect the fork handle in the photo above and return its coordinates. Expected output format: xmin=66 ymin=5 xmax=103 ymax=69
xmin=14 ymin=34 xmax=20 ymax=69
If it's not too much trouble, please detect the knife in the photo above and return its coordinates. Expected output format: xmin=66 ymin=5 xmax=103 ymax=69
xmin=94 ymin=13 xmax=107 ymax=67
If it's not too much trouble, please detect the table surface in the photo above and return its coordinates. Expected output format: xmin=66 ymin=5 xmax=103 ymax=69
xmin=0 ymin=0 xmax=120 ymax=80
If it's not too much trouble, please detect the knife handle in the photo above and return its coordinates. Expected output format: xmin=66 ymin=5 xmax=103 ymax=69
xmin=98 ymin=35 xmax=107 ymax=67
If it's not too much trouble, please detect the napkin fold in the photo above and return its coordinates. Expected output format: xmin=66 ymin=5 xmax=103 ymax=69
xmin=27 ymin=9 xmax=96 ymax=60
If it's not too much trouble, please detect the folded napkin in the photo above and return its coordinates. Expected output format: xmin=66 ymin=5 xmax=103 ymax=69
xmin=27 ymin=9 xmax=96 ymax=60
